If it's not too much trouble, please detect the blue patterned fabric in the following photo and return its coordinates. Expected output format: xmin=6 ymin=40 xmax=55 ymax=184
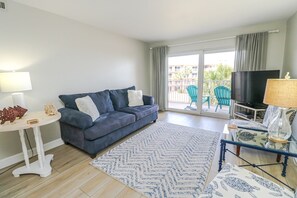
xmin=84 ymin=111 xmax=136 ymax=140
xmin=109 ymin=86 xmax=135 ymax=110
xmin=199 ymin=163 xmax=294 ymax=198
xmin=91 ymin=121 xmax=220 ymax=198
xmin=119 ymin=105 xmax=159 ymax=120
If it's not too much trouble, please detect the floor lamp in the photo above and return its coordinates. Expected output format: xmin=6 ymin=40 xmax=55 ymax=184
xmin=0 ymin=72 xmax=32 ymax=108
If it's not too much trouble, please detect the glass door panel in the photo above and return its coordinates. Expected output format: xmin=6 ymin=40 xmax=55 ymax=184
xmin=202 ymin=51 xmax=235 ymax=115
xmin=168 ymin=54 xmax=199 ymax=112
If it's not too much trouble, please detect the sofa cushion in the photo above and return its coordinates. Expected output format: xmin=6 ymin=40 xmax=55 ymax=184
xmin=92 ymin=90 xmax=114 ymax=114
xmin=59 ymin=108 xmax=93 ymax=129
xmin=84 ymin=111 xmax=136 ymax=140
xmin=59 ymin=93 xmax=90 ymax=110
xmin=119 ymin=104 xmax=159 ymax=120
xmin=59 ymin=90 xmax=114 ymax=114
xmin=75 ymin=96 xmax=100 ymax=122
xmin=109 ymin=86 xmax=135 ymax=110
xmin=128 ymin=90 xmax=144 ymax=107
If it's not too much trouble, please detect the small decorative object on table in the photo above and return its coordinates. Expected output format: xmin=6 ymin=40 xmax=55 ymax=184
xmin=44 ymin=104 xmax=57 ymax=116
xmin=26 ymin=119 xmax=39 ymax=125
xmin=0 ymin=106 xmax=28 ymax=124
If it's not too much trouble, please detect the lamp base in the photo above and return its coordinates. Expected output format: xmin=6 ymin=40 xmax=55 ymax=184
xmin=12 ymin=92 xmax=26 ymax=108
xmin=268 ymin=135 xmax=288 ymax=144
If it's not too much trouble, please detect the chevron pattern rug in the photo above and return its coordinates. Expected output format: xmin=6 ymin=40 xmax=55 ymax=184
xmin=91 ymin=121 xmax=220 ymax=198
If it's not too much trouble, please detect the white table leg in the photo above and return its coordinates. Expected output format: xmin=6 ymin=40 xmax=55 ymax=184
xmin=18 ymin=130 xmax=30 ymax=168
xmin=35 ymin=126 xmax=46 ymax=163
xmin=33 ymin=126 xmax=44 ymax=169
xmin=13 ymin=126 xmax=53 ymax=177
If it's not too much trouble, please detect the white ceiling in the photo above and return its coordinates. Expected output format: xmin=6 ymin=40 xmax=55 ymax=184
xmin=13 ymin=0 xmax=297 ymax=42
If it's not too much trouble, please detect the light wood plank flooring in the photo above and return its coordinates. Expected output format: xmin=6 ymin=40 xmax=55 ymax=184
xmin=0 ymin=111 xmax=296 ymax=197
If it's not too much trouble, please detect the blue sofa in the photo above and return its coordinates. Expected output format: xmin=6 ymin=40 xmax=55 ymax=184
xmin=58 ymin=86 xmax=158 ymax=158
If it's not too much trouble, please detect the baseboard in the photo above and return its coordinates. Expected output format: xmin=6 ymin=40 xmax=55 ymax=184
xmin=0 ymin=138 xmax=64 ymax=169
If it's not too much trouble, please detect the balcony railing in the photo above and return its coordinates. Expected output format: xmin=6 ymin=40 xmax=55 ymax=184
xmin=168 ymin=80 xmax=231 ymax=105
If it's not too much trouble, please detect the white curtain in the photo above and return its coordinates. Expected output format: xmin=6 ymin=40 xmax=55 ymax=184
xmin=234 ymin=32 xmax=268 ymax=71
xmin=152 ymin=46 xmax=168 ymax=111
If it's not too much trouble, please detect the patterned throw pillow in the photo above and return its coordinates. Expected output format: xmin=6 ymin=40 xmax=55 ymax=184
xmin=128 ymin=90 xmax=144 ymax=107
xmin=75 ymin=96 xmax=100 ymax=122
xmin=199 ymin=163 xmax=294 ymax=197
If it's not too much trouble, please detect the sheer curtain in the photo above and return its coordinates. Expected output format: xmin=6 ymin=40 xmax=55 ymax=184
xmin=152 ymin=46 xmax=168 ymax=111
xmin=234 ymin=32 xmax=268 ymax=71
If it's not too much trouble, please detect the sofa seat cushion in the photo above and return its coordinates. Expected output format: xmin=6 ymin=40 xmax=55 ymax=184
xmin=84 ymin=111 xmax=135 ymax=140
xmin=119 ymin=105 xmax=159 ymax=120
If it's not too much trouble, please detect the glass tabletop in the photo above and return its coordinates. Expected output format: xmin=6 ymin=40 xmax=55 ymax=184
xmin=222 ymin=124 xmax=297 ymax=157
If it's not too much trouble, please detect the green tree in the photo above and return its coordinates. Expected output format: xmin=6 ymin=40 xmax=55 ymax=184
xmin=204 ymin=64 xmax=232 ymax=81
xmin=173 ymin=66 xmax=192 ymax=93
xmin=204 ymin=64 xmax=233 ymax=104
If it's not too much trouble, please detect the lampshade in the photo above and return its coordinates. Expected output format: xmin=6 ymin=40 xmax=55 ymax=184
xmin=0 ymin=72 xmax=32 ymax=92
xmin=263 ymin=79 xmax=297 ymax=108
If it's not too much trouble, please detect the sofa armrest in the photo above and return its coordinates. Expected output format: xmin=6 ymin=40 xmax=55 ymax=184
xmin=58 ymin=108 xmax=93 ymax=129
xmin=143 ymin=95 xmax=154 ymax=105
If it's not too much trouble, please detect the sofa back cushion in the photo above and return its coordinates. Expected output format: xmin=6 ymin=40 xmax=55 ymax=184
xmin=109 ymin=86 xmax=135 ymax=110
xmin=93 ymin=90 xmax=114 ymax=114
xmin=59 ymin=90 xmax=114 ymax=114
xmin=59 ymin=93 xmax=90 ymax=110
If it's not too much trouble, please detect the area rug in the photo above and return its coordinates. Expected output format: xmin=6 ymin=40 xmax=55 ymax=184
xmin=91 ymin=121 xmax=221 ymax=198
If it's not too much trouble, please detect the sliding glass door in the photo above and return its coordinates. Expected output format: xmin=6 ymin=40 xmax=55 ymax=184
xmin=202 ymin=51 xmax=235 ymax=116
xmin=168 ymin=54 xmax=200 ymax=112
xmin=167 ymin=50 xmax=234 ymax=118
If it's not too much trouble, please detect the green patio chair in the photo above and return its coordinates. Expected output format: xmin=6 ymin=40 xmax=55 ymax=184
xmin=186 ymin=85 xmax=210 ymax=108
xmin=214 ymin=86 xmax=231 ymax=112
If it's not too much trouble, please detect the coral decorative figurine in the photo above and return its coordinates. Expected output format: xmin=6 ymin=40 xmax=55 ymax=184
xmin=0 ymin=106 xmax=28 ymax=124
xmin=13 ymin=105 xmax=28 ymax=118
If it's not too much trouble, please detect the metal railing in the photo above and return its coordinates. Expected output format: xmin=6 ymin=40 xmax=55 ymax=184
xmin=168 ymin=80 xmax=231 ymax=105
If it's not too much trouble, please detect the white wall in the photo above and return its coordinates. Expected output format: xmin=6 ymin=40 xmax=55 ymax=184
xmin=150 ymin=20 xmax=287 ymax=72
xmin=0 ymin=2 xmax=149 ymax=160
xmin=283 ymin=12 xmax=297 ymax=78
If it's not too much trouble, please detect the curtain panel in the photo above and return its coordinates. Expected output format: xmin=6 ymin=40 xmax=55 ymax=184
xmin=234 ymin=32 xmax=268 ymax=71
xmin=152 ymin=46 xmax=168 ymax=111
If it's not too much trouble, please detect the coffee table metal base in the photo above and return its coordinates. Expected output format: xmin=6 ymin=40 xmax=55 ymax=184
xmin=218 ymin=140 xmax=293 ymax=191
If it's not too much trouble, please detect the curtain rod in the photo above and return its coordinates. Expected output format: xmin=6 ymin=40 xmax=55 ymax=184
xmin=149 ymin=29 xmax=279 ymax=49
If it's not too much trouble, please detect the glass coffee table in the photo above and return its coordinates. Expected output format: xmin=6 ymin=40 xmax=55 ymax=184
xmin=219 ymin=124 xmax=297 ymax=191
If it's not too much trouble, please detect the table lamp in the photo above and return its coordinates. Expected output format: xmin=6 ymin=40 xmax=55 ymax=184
xmin=0 ymin=72 xmax=32 ymax=108
xmin=263 ymin=73 xmax=297 ymax=143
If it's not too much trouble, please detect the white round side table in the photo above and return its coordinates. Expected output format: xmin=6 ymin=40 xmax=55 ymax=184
xmin=0 ymin=111 xmax=61 ymax=177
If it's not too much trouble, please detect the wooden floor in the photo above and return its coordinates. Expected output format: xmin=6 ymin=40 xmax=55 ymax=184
xmin=1 ymin=111 xmax=296 ymax=197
